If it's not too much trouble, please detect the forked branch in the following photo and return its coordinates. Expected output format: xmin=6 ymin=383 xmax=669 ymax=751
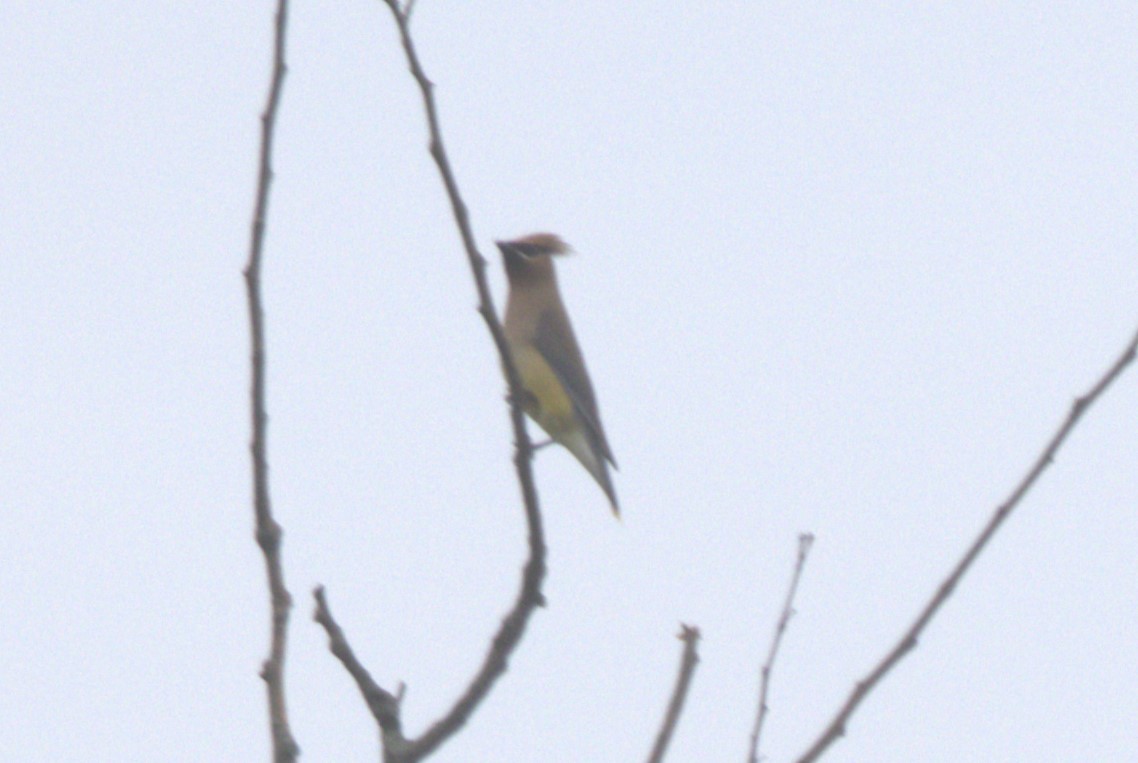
xmin=310 ymin=3 xmax=549 ymax=760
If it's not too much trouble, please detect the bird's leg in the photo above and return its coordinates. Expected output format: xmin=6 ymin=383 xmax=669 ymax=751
xmin=504 ymin=387 xmax=539 ymax=411
xmin=503 ymin=389 xmax=550 ymax=450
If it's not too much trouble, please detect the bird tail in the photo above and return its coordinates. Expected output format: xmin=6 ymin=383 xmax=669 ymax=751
xmin=559 ymin=427 xmax=620 ymax=516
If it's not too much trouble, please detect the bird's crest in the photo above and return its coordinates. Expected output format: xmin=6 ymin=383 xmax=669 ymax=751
xmin=510 ymin=233 xmax=572 ymax=256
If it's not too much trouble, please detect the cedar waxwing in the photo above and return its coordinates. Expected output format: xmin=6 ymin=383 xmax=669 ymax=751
xmin=498 ymin=233 xmax=619 ymax=515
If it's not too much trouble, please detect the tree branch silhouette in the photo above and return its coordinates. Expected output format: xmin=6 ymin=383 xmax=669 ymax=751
xmin=795 ymin=323 xmax=1138 ymax=763
xmin=313 ymin=588 xmax=408 ymax=757
xmin=646 ymin=625 xmax=702 ymax=763
xmin=243 ymin=1 xmax=298 ymax=760
xmin=748 ymin=533 xmax=814 ymax=763
xmin=310 ymin=2 xmax=549 ymax=759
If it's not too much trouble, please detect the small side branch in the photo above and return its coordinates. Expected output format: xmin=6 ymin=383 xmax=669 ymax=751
xmin=243 ymin=1 xmax=297 ymax=761
xmin=313 ymin=588 xmax=407 ymax=753
xmin=748 ymin=533 xmax=815 ymax=763
xmin=646 ymin=624 xmax=702 ymax=763
xmin=795 ymin=323 xmax=1138 ymax=763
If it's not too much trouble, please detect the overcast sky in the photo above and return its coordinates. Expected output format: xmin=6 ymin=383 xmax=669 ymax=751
xmin=3 ymin=3 xmax=1137 ymax=761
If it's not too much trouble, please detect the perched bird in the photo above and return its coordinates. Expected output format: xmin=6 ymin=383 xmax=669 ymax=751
xmin=498 ymin=233 xmax=619 ymax=514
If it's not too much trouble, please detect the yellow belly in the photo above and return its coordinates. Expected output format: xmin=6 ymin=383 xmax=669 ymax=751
xmin=511 ymin=344 xmax=575 ymax=438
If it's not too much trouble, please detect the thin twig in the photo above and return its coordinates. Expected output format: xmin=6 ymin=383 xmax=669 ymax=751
xmin=748 ymin=533 xmax=815 ymax=763
xmin=313 ymin=4 xmax=547 ymax=760
xmin=313 ymin=588 xmax=409 ymax=757
xmin=373 ymin=3 xmax=541 ymax=564
xmin=243 ymin=1 xmax=297 ymax=761
xmin=646 ymin=625 xmax=702 ymax=763
xmin=795 ymin=324 xmax=1138 ymax=763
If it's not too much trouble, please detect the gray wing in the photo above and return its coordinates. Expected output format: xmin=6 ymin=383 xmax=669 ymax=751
xmin=534 ymin=308 xmax=617 ymax=467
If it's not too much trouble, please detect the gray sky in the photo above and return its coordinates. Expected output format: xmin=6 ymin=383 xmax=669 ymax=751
xmin=3 ymin=2 xmax=1137 ymax=761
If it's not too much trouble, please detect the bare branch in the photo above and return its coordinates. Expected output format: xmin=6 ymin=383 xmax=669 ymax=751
xmin=646 ymin=625 xmax=702 ymax=763
xmin=373 ymin=1 xmax=541 ymax=576
xmin=748 ymin=533 xmax=815 ymax=763
xmin=795 ymin=323 xmax=1138 ymax=763
xmin=312 ymin=588 xmax=409 ymax=756
xmin=310 ymin=4 xmax=549 ymax=760
xmin=243 ymin=1 xmax=298 ymax=760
